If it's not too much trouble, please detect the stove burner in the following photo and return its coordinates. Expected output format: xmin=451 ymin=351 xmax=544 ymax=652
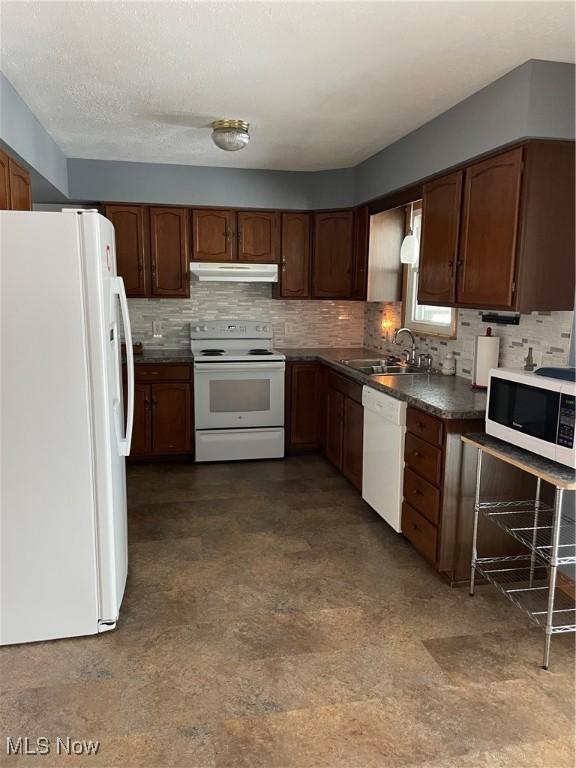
xmin=201 ymin=349 xmax=225 ymax=356
xmin=249 ymin=349 xmax=273 ymax=355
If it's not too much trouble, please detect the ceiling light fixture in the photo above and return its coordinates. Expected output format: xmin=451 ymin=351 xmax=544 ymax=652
xmin=211 ymin=119 xmax=250 ymax=152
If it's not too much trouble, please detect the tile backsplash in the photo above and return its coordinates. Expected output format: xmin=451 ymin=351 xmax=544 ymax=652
xmin=127 ymin=283 xmax=365 ymax=349
xmin=364 ymin=302 xmax=574 ymax=377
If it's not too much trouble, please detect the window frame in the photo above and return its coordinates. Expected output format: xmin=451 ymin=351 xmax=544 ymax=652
xmin=401 ymin=201 xmax=458 ymax=339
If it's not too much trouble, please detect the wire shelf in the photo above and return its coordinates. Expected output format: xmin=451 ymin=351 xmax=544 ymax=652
xmin=475 ymin=557 xmax=576 ymax=633
xmin=477 ymin=500 xmax=576 ymax=565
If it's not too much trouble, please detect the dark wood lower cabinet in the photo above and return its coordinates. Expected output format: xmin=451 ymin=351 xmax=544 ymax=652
xmin=285 ymin=362 xmax=322 ymax=450
xmin=325 ymin=388 xmax=344 ymax=468
xmin=342 ymin=397 xmax=363 ymax=491
xmin=152 ymin=383 xmax=192 ymax=454
xmin=132 ymin=383 xmax=152 ymax=455
xmin=323 ymin=371 xmax=363 ymax=489
xmin=401 ymin=406 xmax=533 ymax=584
xmin=126 ymin=364 xmax=193 ymax=458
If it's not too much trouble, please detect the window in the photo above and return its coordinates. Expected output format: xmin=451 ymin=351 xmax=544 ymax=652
xmin=402 ymin=202 xmax=457 ymax=338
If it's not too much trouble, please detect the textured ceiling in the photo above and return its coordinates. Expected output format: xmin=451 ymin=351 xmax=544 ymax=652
xmin=1 ymin=1 xmax=574 ymax=171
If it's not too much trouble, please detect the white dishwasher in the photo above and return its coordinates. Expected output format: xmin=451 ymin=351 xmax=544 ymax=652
xmin=362 ymin=386 xmax=407 ymax=532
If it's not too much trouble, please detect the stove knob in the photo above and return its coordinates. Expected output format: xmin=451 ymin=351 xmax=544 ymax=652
xmin=202 ymin=325 xmax=208 ymax=332
xmin=263 ymin=325 xmax=269 ymax=332
xmin=256 ymin=325 xmax=262 ymax=332
xmin=193 ymin=326 xmax=200 ymax=332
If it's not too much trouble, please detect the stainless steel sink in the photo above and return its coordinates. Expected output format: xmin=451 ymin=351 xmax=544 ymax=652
xmin=340 ymin=358 xmax=429 ymax=376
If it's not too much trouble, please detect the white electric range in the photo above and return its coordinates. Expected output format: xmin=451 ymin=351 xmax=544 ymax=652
xmin=190 ymin=320 xmax=286 ymax=462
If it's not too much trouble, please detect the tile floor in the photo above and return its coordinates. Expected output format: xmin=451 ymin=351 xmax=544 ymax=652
xmin=1 ymin=456 xmax=574 ymax=767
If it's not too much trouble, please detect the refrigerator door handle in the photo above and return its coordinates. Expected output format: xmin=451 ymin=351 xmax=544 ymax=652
xmin=112 ymin=276 xmax=133 ymax=456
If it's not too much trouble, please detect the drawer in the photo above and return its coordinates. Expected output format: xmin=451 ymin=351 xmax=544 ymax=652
xmin=407 ymin=407 xmax=443 ymax=447
xmin=403 ymin=466 xmax=441 ymax=525
xmin=402 ymin=502 xmax=438 ymax=564
xmin=134 ymin=364 xmax=192 ymax=382
xmin=404 ymin=432 xmax=443 ymax=486
xmin=326 ymin=370 xmax=363 ymax=404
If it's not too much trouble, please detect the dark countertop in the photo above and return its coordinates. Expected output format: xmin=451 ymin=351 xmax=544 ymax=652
xmin=131 ymin=349 xmax=195 ymax=364
xmin=129 ymin=346 xmax=487 ymax=420
xmin=462 ymin=433 xmax=576 ymax=490
xmin=281 ymin=347 xmax=487 ymax=420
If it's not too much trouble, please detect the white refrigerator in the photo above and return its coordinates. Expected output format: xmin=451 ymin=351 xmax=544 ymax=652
xmin=0 ymin=210 xmax=135 ymax=645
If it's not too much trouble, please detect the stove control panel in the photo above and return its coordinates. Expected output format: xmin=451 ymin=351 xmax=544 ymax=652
xmin=190 ymin=320 xmax=272 ymax=339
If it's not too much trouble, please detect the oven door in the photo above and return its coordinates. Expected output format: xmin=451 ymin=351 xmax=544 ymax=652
xmin=194 ymin=361 xmax=285 ymax=430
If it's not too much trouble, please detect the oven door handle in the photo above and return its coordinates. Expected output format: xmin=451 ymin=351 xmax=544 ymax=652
xmin=194 ymin=362 xmax=285 ymax=373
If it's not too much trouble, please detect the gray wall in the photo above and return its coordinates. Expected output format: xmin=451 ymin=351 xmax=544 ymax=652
xmin=0 ymin=72 xmax=69 ymax=197
xmin=353 ymin=60 xmax=575 ymax=204
xmin=66 ymin=159 xmax=354 ymax=210
xmin=1 ymin=59 xmax=574 ymax=208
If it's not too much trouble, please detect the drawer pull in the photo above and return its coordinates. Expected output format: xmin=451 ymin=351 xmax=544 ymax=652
xmin=411 ymin=522 xmax=421 ymax=532
xmin=413 ymin=488 xmax=422 ymax=496
xmin=414 ymin=451 xmax=422 ymax=458
xmin=416 ymin=422 xmax=425 ymax=429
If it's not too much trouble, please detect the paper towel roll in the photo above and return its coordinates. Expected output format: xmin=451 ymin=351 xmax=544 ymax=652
xmin=473 ymin=335 xmax=500 ymax=388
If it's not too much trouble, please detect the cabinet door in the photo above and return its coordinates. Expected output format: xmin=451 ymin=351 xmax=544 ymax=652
xmin=418 ymin=171 xmax=462 ymax=305
xmin=351 ymin=206 xmax=369 ymax=300
xmin=312 ymin=211 xmax=354 ymax=298
xmin=457 ymin=148 xmax=523 ymax=308
xmin=279 ymin=213 xmax=310 ymax=298
xmin=324 ymin=387 xmax=344 ymax=469
xmin=8 ymin=158 xmax=32 ymax=211
xmin=342 ymin=396 xmax=364 ymax=491
xmin=151 ymin=383 xmax=192 ymax=454
xmin=149 ymin=207 xmax=190 ymax=298
xmin=0 ymin=150 xmax=10 ymax=209
xmin=130 ymin=383 xmax=153 ymax=456
xmin=237 ymin=211 xmax=280 ymax=263
xmin=105 ymin=205 xmax=149 ymax=297
xmin=192 ymin=209 xmax=236 ymax=262
xmin=288 ymin=363 xmax=321 ymax=447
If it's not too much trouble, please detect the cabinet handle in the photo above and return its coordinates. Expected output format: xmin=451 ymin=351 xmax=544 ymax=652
xmin=413 ymin=488 xmax=422 ymax=496
xmin=416 ymin=421 xmax=425 ymax=430
xmin=414 ymin=451 xmax=422 ymax=458
xmin=411 ymin=522 xmax=421 ymax=532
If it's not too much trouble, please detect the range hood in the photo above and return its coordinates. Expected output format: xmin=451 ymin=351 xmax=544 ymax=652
xmin=190 ymin=262 xmax=278 ymax=283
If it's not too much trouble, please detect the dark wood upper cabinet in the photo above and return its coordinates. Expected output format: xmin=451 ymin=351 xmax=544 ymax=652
xmin=457 ymin=148 xmax=523 ymax=309
xmin=8 ymin=159 xmax=32 ymax=211
xmin=152 ymin=383 xmax=192 ymax=454
xmin=192 ymin=209 xmax=236 ymax=262
xmin=417 ymin=140 xmax=573 ymax=312
xmin=149 ymin=207 xmax=190 ymax=298
xmin=0 ymin=154 xmax=32 ymax=211
xmin=104 ymin=205 xmax=149 ymax=297
xmin=278 ymin=212 xmax=310 ymax=298
xmin=351 ymin=206 xmax=369 ymax=300
xmin=237 ymin=211 xmax=280 ymax=263
xmin=342 ymin=396 xmax=363 ymax=491
xmin=0 ymin=150 xmax=10 ymax=210
xmin=418 ymin=171 xmax=462 ymax=305
xmin=312 ymin=211 xmax=354 ymax=299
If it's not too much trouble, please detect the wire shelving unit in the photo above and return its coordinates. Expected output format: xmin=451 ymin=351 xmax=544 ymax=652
xmin=463 ymin=434 xmax=576 ymax=670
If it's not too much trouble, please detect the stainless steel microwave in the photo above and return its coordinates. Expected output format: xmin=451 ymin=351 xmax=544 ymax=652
xmin=486 ymin=369 xmax=575 ymax=467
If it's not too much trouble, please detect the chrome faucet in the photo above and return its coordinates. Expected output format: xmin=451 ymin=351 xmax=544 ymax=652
xmin=392 ymin=327 xmax=417 ymax=364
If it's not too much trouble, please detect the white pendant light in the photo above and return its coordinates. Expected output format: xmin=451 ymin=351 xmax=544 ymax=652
xmin=211 ymin=120 xmax=250 ymax=152
xmin=400 ymin=203 xmax=419 ymax=264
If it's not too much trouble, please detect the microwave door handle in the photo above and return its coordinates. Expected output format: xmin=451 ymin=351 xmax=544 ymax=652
xmin=112 ymin=276 xmax=134 ymax=456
